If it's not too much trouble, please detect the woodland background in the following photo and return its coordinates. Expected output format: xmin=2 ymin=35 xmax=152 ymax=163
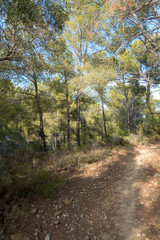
xmin=0 ymin=0 xmax=160 ymax=198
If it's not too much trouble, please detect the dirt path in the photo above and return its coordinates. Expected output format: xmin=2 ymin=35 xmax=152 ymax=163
xmin=7 ymin=145 xmax=160 ymax=240
xmin=101 ymin=151 xmax=140 ymax=240
xmin=101 ymin=147 xmax=154 ymax=240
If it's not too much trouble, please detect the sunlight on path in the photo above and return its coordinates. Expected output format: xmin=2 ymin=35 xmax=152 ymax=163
xmin=101 ymin=147 xmax=157 ymax=240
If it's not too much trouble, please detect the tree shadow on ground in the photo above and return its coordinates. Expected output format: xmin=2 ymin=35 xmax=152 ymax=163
xmin=3 ymin=145 xmax=160 ymax=240
xmin=62 ymin=146 xmax=159 ymax=240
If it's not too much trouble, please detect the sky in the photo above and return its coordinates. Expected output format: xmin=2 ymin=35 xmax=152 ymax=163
xmin=153 ymin=87 xmax=160 ymax=100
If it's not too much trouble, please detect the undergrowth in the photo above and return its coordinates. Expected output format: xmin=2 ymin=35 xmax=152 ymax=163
xmin=0 ymin=138 xmax=159 ymax=237
xmin=1 ymin=133 xmax=157 ymax=201
xmin=0 ymin=143 xmax=130 ymax=201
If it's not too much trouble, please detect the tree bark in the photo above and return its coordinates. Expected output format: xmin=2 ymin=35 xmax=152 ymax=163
xmin=64 ymin=75 xmax=70 ymax=149
xmin=131 ymin=92 xmax=135 ymax=130
xmin=101 ymin=97 xmax=108 ymax=142
xmin=74 ymin=48 xmax=81 ymax=147
xmin=146 ymin=77 xmax=151 ymax=109
xmin=33 ymin=75 xmax=47 ymax=152
xmin=145 ymin=77 xmax=151 ymax=132
xmin=122 ymin=79 xmax=131 ymax=134
xmin=76 ymin=90 xmax=81 ymax=146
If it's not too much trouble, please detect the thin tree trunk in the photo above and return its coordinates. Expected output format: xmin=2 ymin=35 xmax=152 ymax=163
xmin=74 ymin=48 xmax=81 ymax=147
xmin=146 ymin=78 xmax=151 ymax=108
xmin=76 ymin=57 xmax=85 ymax=146
xmin=131 ymin=92 xmax=135 ymax=130
xmin=127 ymin=110 xmax=131 ymax=134
xmin=101 ymin=97 xmax=108 ymax=141
xmin=64 ymin=75 xmax=70 ymax=149
xmin=145 ymin=77 xmax=151 ymax=132
xmin=77 ymin=90 xmax=81 ymax=146
xmin=33 ymin=75 xmax=47 ymax=152
xmin=55 ymin=130 xmax=57 ymax=150
xmin=63 ymin=132 xmax=66 ymax=146
xmin=122 ymin=79 xmax=131 ymax=134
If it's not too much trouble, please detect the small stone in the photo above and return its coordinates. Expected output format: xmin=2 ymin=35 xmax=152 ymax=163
xmin=55 ymin=205 xmax=59 ymax=211
xmin=44 ymin=234 xmax=50 ymax=240
xmin=59 ymin=204 xmax=64 ymax=209
xmin=54 ymin=210 xmax=62 ymax=217
xmin=80 ymin=214 xmax=84 ymax=218
xmin=64 ymin=198 xmax=71 ymax=206
xmin=34 ymin=229 xmax=39 ymax=237
xmin=36 ymin=214 xmax=40 ymax=219
xmin=145 ymin=238 xmax=149 ymax=240
xmin=137 ymin=233 xmax=141 ymax=237
xmin=54 ymin=220 xmax=60 ymax=225
xmin=30 ymin=208 xmax=37 ymax=214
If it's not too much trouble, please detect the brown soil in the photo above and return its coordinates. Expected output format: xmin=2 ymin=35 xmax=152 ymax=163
xmin=3 ymin=145 xmax=160 ymax=240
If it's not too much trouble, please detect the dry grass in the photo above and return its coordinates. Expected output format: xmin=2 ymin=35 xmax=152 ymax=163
xmin=0 ymin=145 xmax=126 ymax=236
xmin=41 ymin=145 xmax=127 ymax=172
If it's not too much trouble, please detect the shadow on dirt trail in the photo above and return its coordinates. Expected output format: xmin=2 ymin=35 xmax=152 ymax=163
xmin=5 ymin=146 xmax=160 ymax=240
xmin=62 ymin=147 xmax=159 ymax=240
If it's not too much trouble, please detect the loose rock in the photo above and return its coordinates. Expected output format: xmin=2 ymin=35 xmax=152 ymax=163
xmin=54 ymin=220 xmax=61 ymax=225
xmin=30 ymin=208 xmax=37 ymax=215
xmin=54 ymin=210 xmax=62 ymax=217
xmin=34 ymin=229 xmax=39 ymax=237
xmin=44 ymin=234 xmax=50 ymax=240
xmin=64 ymin=198 xmax=71 ymax=206
xmin=55 ymin=205 xmax=59 ymax=211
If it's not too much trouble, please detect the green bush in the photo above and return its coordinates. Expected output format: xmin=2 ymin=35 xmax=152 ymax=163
xmin=29 ymin=141 xmax=43 ymax=152
xmin=26 ymin=169 xmax=65 ymax=198
xmin=0 ymin=158 xmax=66 ymax=199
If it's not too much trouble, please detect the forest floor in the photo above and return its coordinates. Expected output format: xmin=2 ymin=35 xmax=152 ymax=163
xmin=3 ymin=144 xmax=160 ymax=240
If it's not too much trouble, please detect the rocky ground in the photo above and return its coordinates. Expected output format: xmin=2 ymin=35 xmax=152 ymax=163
xmin=2 ymin=145 xmax=160 ymax=240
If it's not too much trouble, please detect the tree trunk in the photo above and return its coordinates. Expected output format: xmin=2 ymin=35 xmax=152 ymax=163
xmin=131 ymin=92 xmax=135 ymax=130
xmin=122 ymin=79 xmax=131 ymax=134
xmin=127 ymin=109 xmax=131 ymax=134
xmin=65 ymin=75 xmax=70 ymax=149
xmin=33 ymin=75 xmax=47 ymax=152
xmin=55 ymin=131 xmax=57 ymax=150
xmin=145 ymin=77 xmax=151 ymax=133
xmin=146 ymin=78 xmax=151 ymax=107
xmin=74 ymin=49 xmax=81 ymax=147
xmin=77 ymin=90 xmax=81 ymax=146
xmin=101 ymin=97 xmax=108 ymax=142
xmin=76 ymin=57 xmax=85 ymax=147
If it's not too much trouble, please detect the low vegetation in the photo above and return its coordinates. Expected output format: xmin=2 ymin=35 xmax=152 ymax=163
xmin=0 ymin=0 xmax=160 ymax=238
